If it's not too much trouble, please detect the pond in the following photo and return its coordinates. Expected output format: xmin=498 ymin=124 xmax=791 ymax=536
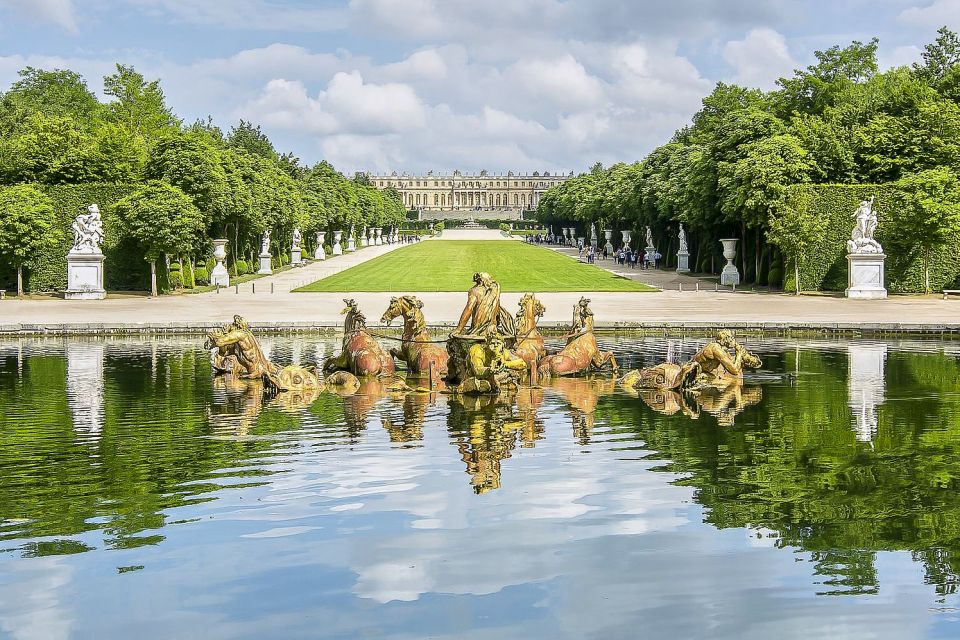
xmin=1 ymin=335 xmax=960 ymax=638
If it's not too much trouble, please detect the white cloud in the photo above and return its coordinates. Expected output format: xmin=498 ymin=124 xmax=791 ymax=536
xmin=899 ymin=0 xmax=960 ymax=28
xmin=1 ymin=0 xmax=76 ymax=32
xmin=504 ymin=55 xmax=606 ymax=112
xmin=723 ymin=27 xmax=796 ymax=89
xmin=124 ymin=0 xmax=347 ymax=31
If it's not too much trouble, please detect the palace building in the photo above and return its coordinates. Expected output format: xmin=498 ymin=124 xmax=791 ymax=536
xmin=369 ymin=170 xmax=572 ymax=212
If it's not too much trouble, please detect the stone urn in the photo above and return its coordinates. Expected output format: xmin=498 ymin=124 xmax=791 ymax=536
xmin=621 ymin=230 xmax=631 ymax=249
xmin=314 ymin=232 xmax=325 ymax=260
xmin=375 ymin=228 xmax=383 ymax=245
xmin=211 ymin=239 xmax=230 ymax=287
xmin=719 ymin=238 xmax=740 ymax=286
xmin=333 ymin=230 xmax=343 ymax=256
xmin=604 ymin=229 xmax=614 ymax=254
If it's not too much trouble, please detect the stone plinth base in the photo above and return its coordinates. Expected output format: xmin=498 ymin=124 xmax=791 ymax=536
xmin=314 ymin=247 xmax=325 ymax=260
xmin=258 ymin=253 xmax=273 ymax=275
xmin=677 ymin=251 xmax=690 ymax=273
xmin=846 ymin=253 xmax=887 ymax=299
xmin=346 ymin=239 xmax=356 ymax=252
xmin=720 ymin=264 xmax=740 ymax=286
xmin=211 ymin=264 xmax=229 ymax=288
xmin=65 ymin=252 xmax=106 ymax=300
xmin=332 ymin=243 xmax=343 ymax=256
xmin=291 ymin=248 xmax=302 ymax=265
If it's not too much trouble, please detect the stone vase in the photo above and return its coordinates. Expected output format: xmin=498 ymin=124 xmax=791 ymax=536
xmin=333 ymin=231 xmax=343 ymax=256
xmin=621 ymin=230 xmax=631 ymax=249
xmin=375 ymin=228 xmax=383 ymax=245
xmin=604 ymin=229 xmax=614 ymax=254
xmin=719 ymin=238 xmax=740 ymax=286
xmin=211 ymin=239 xmax=230 ymax=287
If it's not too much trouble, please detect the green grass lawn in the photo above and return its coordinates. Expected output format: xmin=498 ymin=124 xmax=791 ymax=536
xmin=295 ymin=241 xmax=655 ymax=292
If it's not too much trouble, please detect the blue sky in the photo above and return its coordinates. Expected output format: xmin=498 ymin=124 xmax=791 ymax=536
xmin=0 ymin=0 xmax=955 ymax=174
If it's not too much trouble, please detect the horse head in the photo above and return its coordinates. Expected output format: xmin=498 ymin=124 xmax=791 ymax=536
xmin=380 ymin=296 xmax=403 ymax=326
xmin=516 ymin=293 xmax=546 ymax=332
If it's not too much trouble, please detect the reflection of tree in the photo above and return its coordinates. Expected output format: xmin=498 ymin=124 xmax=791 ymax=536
xmin=595 ymin=346 xmax=960 ymax=599
xmin=446 ymin=395 xmax=523 ymax=494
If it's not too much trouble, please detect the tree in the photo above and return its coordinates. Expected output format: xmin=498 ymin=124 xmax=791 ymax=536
xmin=0 ymin=67 xmax=102 ymax=135
xmin=113 ymin=181 xmax=205 ymax=296
xmin=103 ymin=64 xmax=179 ymax=140
xmin=767 ymin=198 xmax=825 ymax=294
xmin=893 ymin=168 xmax=960 ymax=293
xmin=0 ymin=185 xmax=56 ymax=296
xmin=145 ymin=130 xmax=228 ymax=224
xmin=227 ymin=120 xmax=277 ymax=160
xmin=914 ymin=27 xmax=960 ymax=87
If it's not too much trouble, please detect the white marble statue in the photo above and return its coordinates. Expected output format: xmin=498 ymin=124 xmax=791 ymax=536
xmin=70 ymin=204 xmax=104 ymax=254
xmin=590 ymin=223 xmax=597 ymax=240
xmin=260 ymin=229 xmax=272 ymax=255
xmin=678 ymin=224 xmax=688 ymax=252
xmin=645 ymin=226 xmax=654 ymax=249
xmin=292 ymin=227 xmax=302 ymax=251
xmin=847 ymin=197 xmax=883 ymax=254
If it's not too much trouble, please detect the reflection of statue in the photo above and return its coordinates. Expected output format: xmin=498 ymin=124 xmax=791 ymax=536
xmin=324 ymin=299 xmax=395 ymax=377
xmin=453 ymin=272 xmax=515 ymax=337
xmin=678 ymin=224 xmax=688 ymax=252
xmin=546 ymin=377 xmax=616 ymax=445
xmin=260 ymin=229 xmax=271 ymax=255
xmin=204 ymin=315 xmax=320 ymax=391
xmin=847 ymin=197 xmax=883 ymax=254
xmin=70 ymin=204 xmax=104 ymax=254
xmin=292 ymin=227 xmax=302 ymax=251
xmin=447 ymin=394 xmax=523 ymax=493
xmin=539 ymin=297 xmax=618 ymax=378
xmin=455 ymin=333 xmax=526 ymax=394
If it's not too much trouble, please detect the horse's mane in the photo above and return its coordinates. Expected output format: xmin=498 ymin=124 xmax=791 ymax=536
xmin=346 ymin=307 xmax=367 ymax=332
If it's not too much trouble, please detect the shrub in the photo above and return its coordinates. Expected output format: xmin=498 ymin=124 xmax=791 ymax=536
xmin=169 ymin=262 xmax=182 ymax=271
xmin=235 ymin=259 xmax=248 ymax=274
xmin=324 ymin=244 xmax=333 ymax=256
xmin=194 ymin=266 xmax=210 ymax=285
xmin=168 ymin=272 xmax=183 ymax=289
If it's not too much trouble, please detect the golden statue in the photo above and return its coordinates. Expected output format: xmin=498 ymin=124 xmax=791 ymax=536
xmin=452 ymin=332 xmax=527 ymax=395
xmin=538 ymin=297 xmax=618 ymax=378
xmin=380 ymin=295 xmax=449 ymax=376
xmin=620 ymin=330 xmax=761 ymax=391
xmin=453 ymin=272 xmax=515 ymax=337
xmin=514 ymin=293 xmax=547 ymax=366
xmin=205 ymin=315 xmax=320 ymax=391
xmin=324 ymin=299 xmax=396 ymax=377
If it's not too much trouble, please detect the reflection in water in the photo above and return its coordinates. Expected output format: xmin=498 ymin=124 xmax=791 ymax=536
xmin=66 ymin=341 xmax=104 ymax=438
xmin=5 ymin=336 xmax=960 ymax=637
xmin=848 ymin=343 xmax=886 ymax=442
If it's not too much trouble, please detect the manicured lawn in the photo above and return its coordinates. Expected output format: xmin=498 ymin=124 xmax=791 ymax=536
xmin=295 ymin=241 xmax=655 ymax=292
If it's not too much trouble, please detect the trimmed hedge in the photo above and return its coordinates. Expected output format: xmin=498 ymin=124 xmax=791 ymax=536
xmin=17 ymin=182 xmax=153 ymax=292
xmin=785 ymin=184 xmax=960 ymax=293
xmin=194 ymin=266 xmax=210 ymax=285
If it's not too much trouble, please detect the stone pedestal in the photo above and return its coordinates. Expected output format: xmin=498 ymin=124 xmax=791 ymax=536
xmin=719 ymin=238 xmax=740 ymax=286
xmin=291 ymin=248 xmax=302 ymax=264
xmin=367 ymin=228 xmax=373 ymax=246
xmin=65 ymin=252 xmax=106 ymax=300
xmin=211 ymin=239 xmax=229 ymax=287
xmin=314 ymin=233 xmax=326 ymax=260
xmin=604 ymin=229 xmax=614 ymax=254
xmin=846 ymin=253 xmax=887 ymax=299
xmin=346 ymin=235 xmax=356 ymax=252
xmin=333 ymin=231 xmax=343 ymax=256
xmin=676 ymin=251 xmax=690 ymax=273
xmin=258 ymin=252 xmax=273 ymax=275
xmin=375 ymin=228 xmax=383 ymax=245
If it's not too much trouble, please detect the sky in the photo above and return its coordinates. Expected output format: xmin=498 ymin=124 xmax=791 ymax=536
xmin=0 ymin=0 xmax=955 ymax=175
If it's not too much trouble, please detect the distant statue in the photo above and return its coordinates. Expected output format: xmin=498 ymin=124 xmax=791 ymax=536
xmin=292 ymin=227 xmax=302 ymax=251
xmin=645 ymin=226 xmax=654 ymax=249
xmin=847 ymin=197 xmax=883 ymax=254
xmin=453 ymin=272 xmax=515 ymax=338
xmin=590 ymin=223 xmax=597 ymax=240
xmin=260 ymin=229 xmax=271 ymax=255
xmin=71 ymin=204 xmax=104 ymax=254
xmin=678 ymin=224 xmax=688 ymax=252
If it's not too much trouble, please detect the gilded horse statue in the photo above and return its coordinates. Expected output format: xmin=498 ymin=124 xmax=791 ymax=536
xmin=380 ymin=295 xmax=449 ymax=376
xmin=538 ymin=297 xmax=618 ymax=378
xmin=324 ymin=299 xmax=396 ymax=377
xmin=205 ymin=315 xmax=320 ymax=391
xmin=513 ymin=293 xmax=546 ymax=366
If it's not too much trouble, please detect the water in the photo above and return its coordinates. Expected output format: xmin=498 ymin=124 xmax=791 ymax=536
xmin=1 ymin=335 xmax=960 ymax=639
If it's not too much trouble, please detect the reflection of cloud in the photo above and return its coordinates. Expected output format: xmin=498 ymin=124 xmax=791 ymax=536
xmin=0 ymin=557 xmax=74 ymax=640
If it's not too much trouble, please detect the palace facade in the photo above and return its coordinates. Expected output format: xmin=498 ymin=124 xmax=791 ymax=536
xmin=369 ymin=170 xmax=571 ymax=211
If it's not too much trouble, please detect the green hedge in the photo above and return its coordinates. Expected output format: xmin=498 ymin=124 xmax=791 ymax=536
xmin=785 ymin=184 xmax=960 ymax=293
xmin=17 ymin=183 xmax=154 ymax=292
